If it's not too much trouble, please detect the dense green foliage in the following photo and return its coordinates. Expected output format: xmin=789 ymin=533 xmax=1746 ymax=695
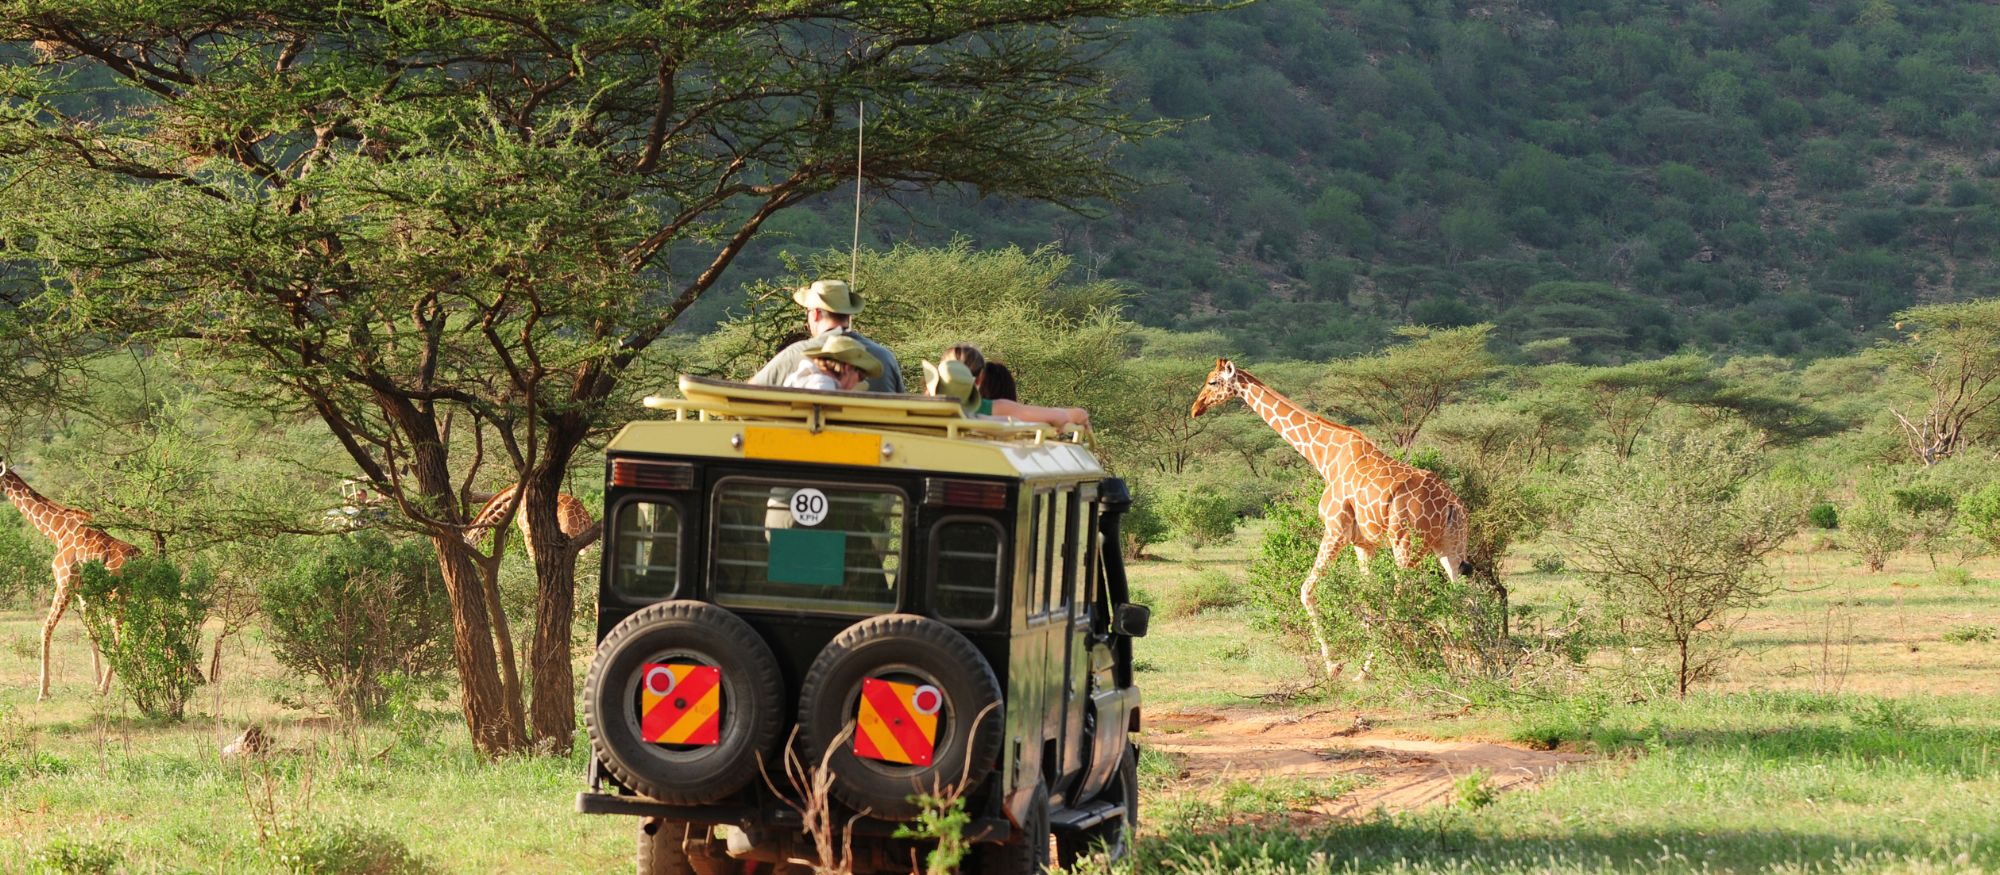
xmin=728 ymin=0 xmax=2000 ymax=361
xmin=262 ymin=533 xmax=455 ymax=721
xmin=75 ymin=555 xmax=212 ymax=720
xmin=0 ymin=505 xmax=48 ymax=608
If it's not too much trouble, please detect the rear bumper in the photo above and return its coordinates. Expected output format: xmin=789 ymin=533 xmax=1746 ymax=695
xmin=575 ymin=792 xmax=1011 ymax=842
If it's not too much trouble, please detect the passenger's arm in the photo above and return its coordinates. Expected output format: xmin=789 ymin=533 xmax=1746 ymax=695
xmin=990 ymin=399 xmax=1090 ymax=429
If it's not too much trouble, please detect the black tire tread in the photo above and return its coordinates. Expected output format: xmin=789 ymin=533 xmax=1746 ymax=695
xmin=797 ymin=613 xmax=1003 ymax=820
xmin=585 ymin=600 xmax=785 ymax=805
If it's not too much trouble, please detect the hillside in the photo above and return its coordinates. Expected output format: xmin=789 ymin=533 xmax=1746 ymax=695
xmin=719 ymin=0 xmax=2000 ymax=363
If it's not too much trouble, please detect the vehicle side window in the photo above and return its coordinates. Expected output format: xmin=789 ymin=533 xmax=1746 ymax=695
xmin=1040 ymin=490 xmax=1067 ymax=617
xmin=612 ymin=500 xmax=682 ymax=600
xmin=711 ymin=479 xmax=904 ymax=614
xmin=1027 ymin=492 xmax=1048 ymax=617
xmin=932 ymin=519 xmax=1003 ymax=622
xmin=1056 ymin=488 xmax=1079 ymax=613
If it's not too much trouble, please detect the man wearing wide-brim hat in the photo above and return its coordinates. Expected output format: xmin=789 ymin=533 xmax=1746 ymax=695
xmin=749 ymin=279 xmax=903 ymax=393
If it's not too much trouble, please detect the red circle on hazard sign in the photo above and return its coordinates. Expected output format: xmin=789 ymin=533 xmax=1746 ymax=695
xmin=911 ymin=684 xmax=943 ymax=716
xmin=645 ymin=666 xmax=677 ymax=696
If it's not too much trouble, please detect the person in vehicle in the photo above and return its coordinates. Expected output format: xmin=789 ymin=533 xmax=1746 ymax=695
xmin=750 ymin=279 xmax=903 ymax=393
xmin=937 ymin=343 xmax=1091 ymax=429
xmin=782 ymin=334 xmax=883 ymax=392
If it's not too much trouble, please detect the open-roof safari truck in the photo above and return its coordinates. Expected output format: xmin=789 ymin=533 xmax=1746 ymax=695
xmin=578 ymin=377 xmax=1149 ymax=874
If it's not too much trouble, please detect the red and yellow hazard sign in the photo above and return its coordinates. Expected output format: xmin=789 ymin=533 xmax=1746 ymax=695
xmin=641 ymin=663 xmax=721 ymax=746
xmin=854 ymin=678 xmax=942 ymax=766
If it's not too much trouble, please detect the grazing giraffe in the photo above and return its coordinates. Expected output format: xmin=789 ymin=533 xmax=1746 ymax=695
xmin=1 ymin=459 xmax=140 ymax=700
xmin=1190 ymin=360 xmax=1470 ymax=678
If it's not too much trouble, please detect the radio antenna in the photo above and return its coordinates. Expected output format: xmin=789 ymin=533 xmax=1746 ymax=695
xmin=851 ymin=100 xmax=864 ymax=288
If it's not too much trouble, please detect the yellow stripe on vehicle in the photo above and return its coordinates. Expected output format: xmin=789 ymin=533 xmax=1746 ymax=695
xmin=742 ymin=427 xmax=881 ymax=467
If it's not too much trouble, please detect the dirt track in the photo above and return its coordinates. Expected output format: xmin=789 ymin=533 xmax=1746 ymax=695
xmin=1145 ymin=708 xmax=1588 ymax=823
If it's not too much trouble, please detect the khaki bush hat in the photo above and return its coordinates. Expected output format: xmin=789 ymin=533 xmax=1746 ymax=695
xmin=923 ymin=358 xmax=981 ymax=416
xmin=791 ymin=279 xmax=864 ymax=316
xmin=802 ymin=334 xmax=884 ymax=379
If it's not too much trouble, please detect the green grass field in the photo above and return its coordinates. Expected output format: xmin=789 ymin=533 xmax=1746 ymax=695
xmin=3 ymin=528 xmax=1998 ymax=873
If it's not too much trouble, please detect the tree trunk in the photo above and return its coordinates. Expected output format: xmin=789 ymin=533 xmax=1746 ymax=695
xmin=1676 ymin=637 xmax=1691 ymax=701
xmin=523 ymin=447 xmax=586 ymax=752
xmin=432 ymin=532 xmax=530 ymax=754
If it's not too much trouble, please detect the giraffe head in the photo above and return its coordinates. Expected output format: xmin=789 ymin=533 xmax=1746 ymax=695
xmin=1190 ymin=358 xmax=1245 ymax=418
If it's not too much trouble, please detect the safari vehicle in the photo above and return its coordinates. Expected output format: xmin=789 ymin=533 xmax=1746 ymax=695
xmin=578 ymin=376 xmax=1149 ymax=874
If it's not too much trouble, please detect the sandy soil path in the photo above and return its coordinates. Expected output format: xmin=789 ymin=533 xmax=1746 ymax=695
xmin=1145 ymin=707 xmax=1589 ymax=823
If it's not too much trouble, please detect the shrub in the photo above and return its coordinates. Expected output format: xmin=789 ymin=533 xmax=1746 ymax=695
xmin=1119 ymin=489 xmax=1169 ymax=560
xmin=1165 ymin=569 xmax=1248 ymax=618
xmin=1934 ymin=567 xmax=1974 ymax=588
xmin=1560 ymin=430 xmax=1801 ymax=699
xmin=0 ymin=505 xmax=51 ymax=609
xmin=1960 ymin=481 xmax=2000 ymax=553
xmin=1160 ymin=487 xmax=1239 ymax=551
xmin=76 ymin=555 xmax=212 ymax=720
xmin=262 ymin=533 xmax=453 ymax=721
xmin=1529 ymin=552 xmax=1567 ymax=574
xmin=271 ymin=820 xmax=431 ymax=875
xmin=32 ymin=836 xmax=125 ymax=875
xmin=1807 ymin=502 xmax=1840 ymax=530
xmin=1942 ymin=625 xmax=1995 ymax=643
xmin=1844 ymin=481 xmax=1910 ymax=572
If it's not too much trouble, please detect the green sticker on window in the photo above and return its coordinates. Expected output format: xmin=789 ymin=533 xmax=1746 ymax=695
xmin=768 ymin=528 xmax=847 ymax=586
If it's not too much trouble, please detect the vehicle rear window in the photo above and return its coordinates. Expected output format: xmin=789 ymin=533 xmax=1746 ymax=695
xmin=932 ymin=519 xmax=1003 ymax=622
xmin=612 ymin=501 xmax=682 ymax=599
xmin=711 ymin=479 xmax=904 ymax=614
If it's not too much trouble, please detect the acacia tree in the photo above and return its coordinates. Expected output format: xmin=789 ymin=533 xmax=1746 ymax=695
xmin=1561 ymin=429 xmax=1802 ymax=698
xmin=1313 ymin=324 xmax=1499 ymax=451
xmin=0 ymin=2 xmax=1197 ymax=754
xmin=1883 ymin=299 xmax=2000 ymax=466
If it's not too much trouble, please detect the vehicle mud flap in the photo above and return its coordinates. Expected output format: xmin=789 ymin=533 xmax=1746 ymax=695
xmin=968 ymin=780 xmax=1051 ymax=874
xmin=586 ymin=600 xmax=784 ymax=805
xmin=797 ymin=613 xmax=1003 ymax=820
xmin=1057 ymin=746 xmax=1137 ymax=869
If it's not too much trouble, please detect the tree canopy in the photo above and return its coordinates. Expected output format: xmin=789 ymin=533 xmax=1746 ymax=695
xmin=0 ymin=0 xmax=1208 ymax=753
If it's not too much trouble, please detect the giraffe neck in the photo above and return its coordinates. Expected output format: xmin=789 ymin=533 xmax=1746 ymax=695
xmin=1235 ymin=377 xmax=1372 ymax=475
xmin=1 ymin=468 xmax=81 ymax=544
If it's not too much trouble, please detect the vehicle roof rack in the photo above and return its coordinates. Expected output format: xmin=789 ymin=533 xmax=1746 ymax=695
xmin=644 ymin=375 xmax=1084 ymax=445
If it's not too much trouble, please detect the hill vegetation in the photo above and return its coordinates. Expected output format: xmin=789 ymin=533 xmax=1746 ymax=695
xmin=735 ymin=0 xmax=2000 ymax=362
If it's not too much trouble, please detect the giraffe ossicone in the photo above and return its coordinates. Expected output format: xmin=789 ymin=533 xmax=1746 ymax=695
xmin=1191 ymin=359 xmax=1471 ymax=680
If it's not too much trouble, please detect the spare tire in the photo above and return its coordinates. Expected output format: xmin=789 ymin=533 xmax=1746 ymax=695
xmin=585 ymin=600 xmax=784 ymax=804
xmin=797 ymin=614 xmax=1004 ymax=820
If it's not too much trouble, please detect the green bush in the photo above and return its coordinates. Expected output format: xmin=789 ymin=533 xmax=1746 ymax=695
xmin=76 ymin=555 xmax=211 ymax=721
xmin=1844 ymin=481 xmax=1910 ymax=572
xmin=1807 ymin=502 xmax=1840 ymax=530
xmin=1119 ymin=489 xmax=1169 ymax=560
xmin=1160 ymin=487 xmax=1239 ymax=551
xmin=1942 ymin=625 xmax=1994 ymax=643
xmin=262 ymin=533 xmax=453 ymax=721
xmin=31 ymin=835 xmax=125 ymax=875
xmin=1960 ymin=482 xmax=2000 ymax=552
xmin=0 ymin=505 xmax=51 ymax=609
xmin=1164 ymin=569 xmax=1248 ymax=618
xmin=271 ymin=820 xmax=431 ymax=875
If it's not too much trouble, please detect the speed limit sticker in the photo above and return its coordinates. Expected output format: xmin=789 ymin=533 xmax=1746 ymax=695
xmin=790 ymin=488 xmax=829 ymax=526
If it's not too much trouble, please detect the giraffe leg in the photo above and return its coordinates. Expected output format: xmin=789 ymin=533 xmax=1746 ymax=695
xmin=39 ymin=565 xmax=73 ymax=702
xmin=1300 ymin=532 xmax=1346 ymax=681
